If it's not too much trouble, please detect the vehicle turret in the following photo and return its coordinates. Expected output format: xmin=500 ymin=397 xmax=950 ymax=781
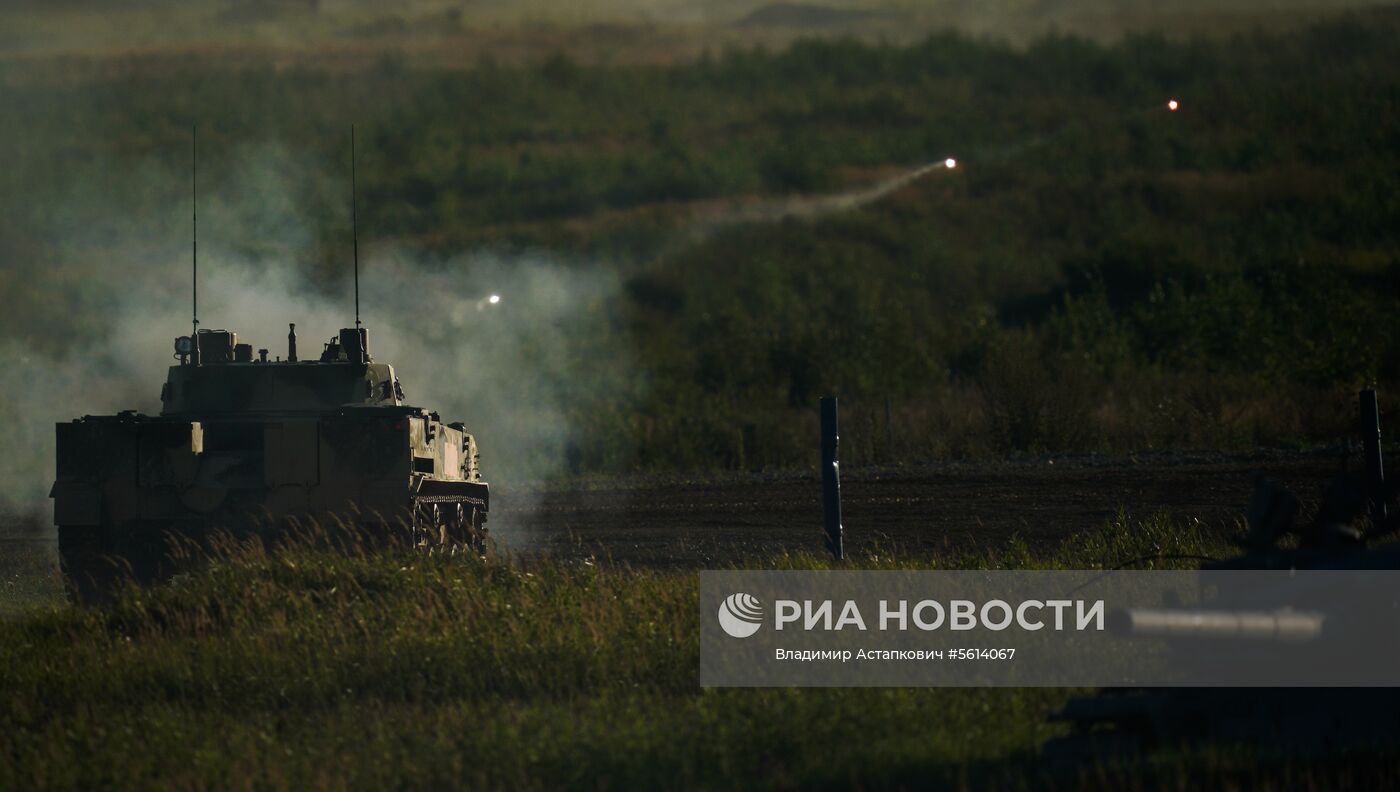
xmin=161 ymin=327 xmax=404 ymax=416
xmin=52 ymin=322 xmax=490 ymax=600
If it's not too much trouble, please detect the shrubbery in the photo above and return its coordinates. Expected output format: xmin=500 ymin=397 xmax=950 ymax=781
xmin=3 ymin=15 xmax=1397 ymax=474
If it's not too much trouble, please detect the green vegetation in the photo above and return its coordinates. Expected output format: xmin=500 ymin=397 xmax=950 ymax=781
xmin=5 ymin=517 xmax=1389 ymax=789
xmin=3 ymin=14 xmax=1398 ymax=479
xmin=3 ymin=17 xmax=1396 ymax=785
xmin=3 ymin=0 xmax=1374 ymax=64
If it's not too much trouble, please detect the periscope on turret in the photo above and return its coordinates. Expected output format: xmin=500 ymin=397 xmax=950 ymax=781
xmin=49 ymin=324 xmax=489 ymax=600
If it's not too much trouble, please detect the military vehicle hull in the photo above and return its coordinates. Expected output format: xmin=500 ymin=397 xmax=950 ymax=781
xmin=52 ymin=326 xmax=489 ymax=600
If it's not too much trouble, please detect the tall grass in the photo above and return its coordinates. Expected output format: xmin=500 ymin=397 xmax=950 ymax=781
xmin=7 ymin=515 xmax=1387 ymax=789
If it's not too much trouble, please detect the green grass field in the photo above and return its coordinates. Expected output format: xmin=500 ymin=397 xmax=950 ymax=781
xmin=2 ymin=517 xmax=1393 ymax=789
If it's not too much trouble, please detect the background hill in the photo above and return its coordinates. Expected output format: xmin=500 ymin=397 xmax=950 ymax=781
xmin=1 ymin=5 xmax=1398 ymax=512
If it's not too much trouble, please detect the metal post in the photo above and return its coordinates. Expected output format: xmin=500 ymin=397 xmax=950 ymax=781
xmin=821 ymin=396 xmax=844 ymax=560
xmin=1360 ymin=389 xmax=1387 ymax=526
xmin=884 ymin=395 xmax=894 ymax=462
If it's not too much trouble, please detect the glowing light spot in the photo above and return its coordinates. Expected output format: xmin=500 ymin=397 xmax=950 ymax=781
xmin=1167 ymin=99 xmax=1179 ymax=111
xmin=944 ymin=157 xmax=957 ymax=169
xmin=489 ymin=294 xmax=501 ymax=304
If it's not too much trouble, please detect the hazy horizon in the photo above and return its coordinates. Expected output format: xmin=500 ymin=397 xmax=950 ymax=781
xmin=1 ymin=0 xmax=1392 ymax=67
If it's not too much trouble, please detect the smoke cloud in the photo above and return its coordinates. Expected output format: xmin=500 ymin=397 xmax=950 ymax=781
xmin=0 ymin=226 xmax=625 ymax=529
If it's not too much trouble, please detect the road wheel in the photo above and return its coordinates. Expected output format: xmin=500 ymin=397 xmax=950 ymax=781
xmin=469 ymin=506 xmax=489 ymax=555
xmin=411 ymin=501 xmax=432 ymax=548
xmin=432 ymin=503 xmax=448 ymax=549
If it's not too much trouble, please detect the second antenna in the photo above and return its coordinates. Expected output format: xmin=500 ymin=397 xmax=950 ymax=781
xmin=350 ymin=124 xmax=361 ymax=329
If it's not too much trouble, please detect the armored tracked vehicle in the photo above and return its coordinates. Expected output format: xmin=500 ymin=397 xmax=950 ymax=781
xmin=50 ymin=323 xmax=489 ymax=599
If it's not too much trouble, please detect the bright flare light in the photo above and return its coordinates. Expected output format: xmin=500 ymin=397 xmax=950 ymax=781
xmin=1167 ymin=99 xmax=1179 ymax=111
xmin=944 ymin=157 xmax=957 ymax=169
xmin=489 ymin=294 xmax=501 ymax=304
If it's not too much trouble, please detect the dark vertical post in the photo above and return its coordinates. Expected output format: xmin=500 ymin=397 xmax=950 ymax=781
xmin=1361 ymin=389 xmax=1387 ymax=526
xmin=821 ymin=396 xmax=844 ymax=560
xmin=884 ymin=395 xmax=894 ymax=462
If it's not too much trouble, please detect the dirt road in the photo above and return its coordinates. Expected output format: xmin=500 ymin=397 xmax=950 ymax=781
xmin=490 ymin=451 xmax=1346 ymax=565
xmin=1 ymin=450 xmax=1348 ymax=587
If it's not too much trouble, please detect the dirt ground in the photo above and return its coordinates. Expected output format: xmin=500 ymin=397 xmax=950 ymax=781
xmin=0 ymin=449 xmax=1351 ymax=605
xmin=489 ymin=450 xmax=1348 ymax=566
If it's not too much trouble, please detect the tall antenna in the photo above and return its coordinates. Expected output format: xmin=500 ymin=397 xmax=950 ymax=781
xmin=191 ymin=124 xmax=200 ymax=364
xmin=351 ymin=124 xmax=360 ymax=328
